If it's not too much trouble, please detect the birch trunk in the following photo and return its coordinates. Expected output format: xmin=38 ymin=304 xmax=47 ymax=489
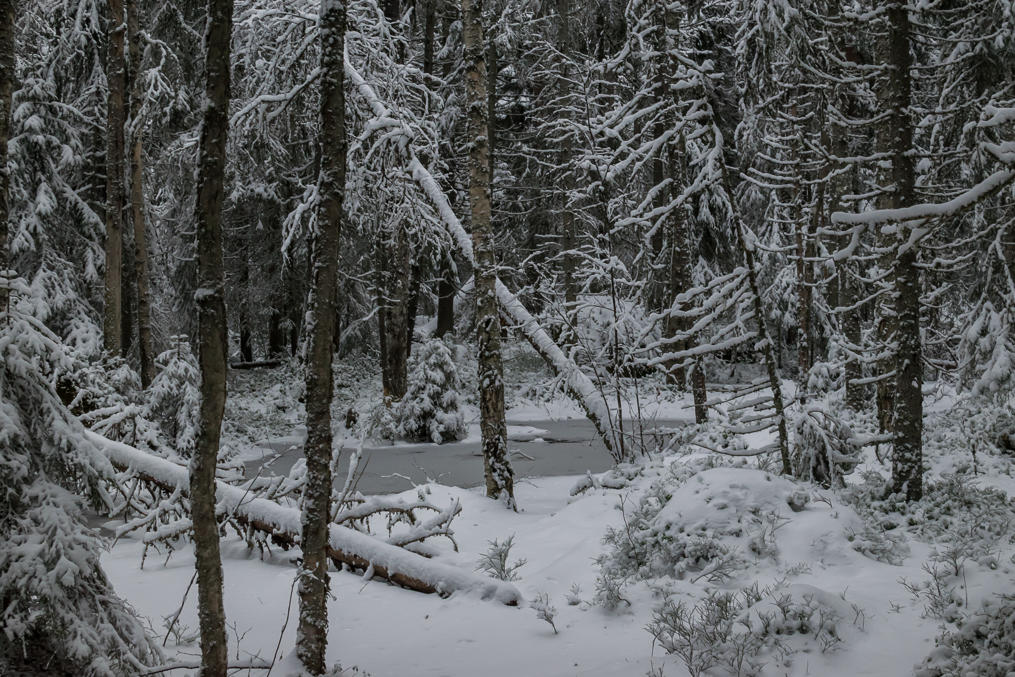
xmin=464 ymin=0 xmax=514 ymax=504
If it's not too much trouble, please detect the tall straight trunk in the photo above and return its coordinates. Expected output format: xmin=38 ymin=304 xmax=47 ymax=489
xmin=104 ymin=0 xmax=127 ymax=355
xmin=886 ymin=4 xmax=922 ymax=501
xmin=426 ymin=0 xmax=456 ymax=339
xmin=657 ymin=7 xmax=706 ymax=421
xmin=378 ymin=226 xmax=410 ymax=399
xmin=127 ymin=0 xmax=155 ymax=386
xmin=297 ymin=0 xmax=346 ymax=671
xmin=555 ymin=0 xmax=578 ymax=325
xmin=797 ymin=181 xmax=819 ymax=387
xmin=189 ymin=0 xmax=234 ymax=673
xmin=464 ymin=0 xmax=514 ymax=504
xmin=0 ymin=0 xmax=10 ymax=312
xmin=833 ymin=126 xmax=864 ymax=410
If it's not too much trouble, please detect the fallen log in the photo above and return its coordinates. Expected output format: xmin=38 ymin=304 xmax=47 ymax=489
xmin=228 ymin=359 xmax=283 ymax=370
xmin=88 ymin=431 xmax=522 ymax=605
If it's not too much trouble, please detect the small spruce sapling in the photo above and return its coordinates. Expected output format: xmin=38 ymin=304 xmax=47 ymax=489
xmin=396 ymin=338 xmax=467 ymax=443
xmin=476 ymin=534 xmax=526 ymax=581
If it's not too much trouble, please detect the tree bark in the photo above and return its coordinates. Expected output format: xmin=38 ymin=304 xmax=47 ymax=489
xmin=463 ymin=0 xmax=514 ymax=504
xmin=555 ymin=0 xmax=578 ymax=333
xmin=656 ymin=6 xmax=706 ymax=422
xmin=127 ymin=0 xmax=155 ymax=386
xmin=297 ymin=1 xmax=346 ymax=671
xmin=0 ymin=0 xmax=10 ymax=312
xmin=886 ymin=4 xmax=922 ymax=501
xmin=189 ymin=0 xmax=234 ymax=672
xmin=104 ymin=0 xmax=128 ymax=355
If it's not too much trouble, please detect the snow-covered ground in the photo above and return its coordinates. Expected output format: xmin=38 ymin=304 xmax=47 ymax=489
xmin=101 ymin=419 xmax=1015 ymax=676
xmin=97 ymin=343 xmax=1015 ymax=676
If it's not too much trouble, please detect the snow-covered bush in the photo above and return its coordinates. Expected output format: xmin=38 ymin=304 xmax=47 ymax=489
xmin=843 ymin=472 xmax=1015 ymax=564
xmin=395 ymin=338 xmax=466 ymax=443
xmin=0 ymin=278 xmax=158 ymax=674
xmin=145 ymin=336 xmax=200 ymax=458
xmin=648 ymin=583 xmax=857 ymax=677
xmin=597 ymin=463 xmax=813 ymax=587
xmin=790 ymin=404 xmax=861 ymax=487
xmin=917 ymin=594 xmax=1015 ymax=677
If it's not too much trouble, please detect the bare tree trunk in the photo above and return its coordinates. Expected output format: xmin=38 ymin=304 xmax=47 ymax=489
xmin=464 ymin=0 xmax=513 ymax=504
xmin=104 ymin=0 xmax=127 ymax=355
xmin=378 ymin=226 xmax=410 ymax=399
xmin=127 ymin=0 xmax=155 ymax=386
xmin=0 ymin=0 xmax=10 ymax=312
xmin=189 ymin=0 xmax=234 ymax=672
xmin=656 ymin=7 xmax=706 ymax=422
xmin=833 ymin=126 xmax=864 ymax=410
xmin=797 ymin=180 xmax=819 ymax=389
xmin=555 ymin=0 xmax=577 ymax=324
xmin=297 ymin=1 xmax=346 ymax=671
xmin=886 ymin=4 xmax=922 ymax=501
xmin=435 ymin=255 xmax=456 ymax=337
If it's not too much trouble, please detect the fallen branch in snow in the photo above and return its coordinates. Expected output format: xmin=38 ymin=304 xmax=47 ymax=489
xmin=344 ymin=52 xmax=619 ymax=458
xmin=89 ymin=431 xmax=522 ymax=605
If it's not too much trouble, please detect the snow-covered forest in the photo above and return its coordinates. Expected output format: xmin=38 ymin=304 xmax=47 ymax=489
xmin=2 ymin=0 xmax=1015 ymax=674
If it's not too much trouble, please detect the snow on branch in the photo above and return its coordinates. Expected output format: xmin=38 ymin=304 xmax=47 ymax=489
xmin=344 ymin=49 xmax=619 ymax=457
xmin=831 ymin=167 xmax=1015 ymax=227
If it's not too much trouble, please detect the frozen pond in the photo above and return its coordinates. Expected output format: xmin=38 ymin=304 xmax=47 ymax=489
xmin=242 ymin=418 xmax=687 ymax=494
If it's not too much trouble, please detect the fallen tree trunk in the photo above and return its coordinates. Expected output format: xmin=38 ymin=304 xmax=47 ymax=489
xmin=88 ymin=431 xmax=522 ymax=605
xmin=344 ymin=54 xmax=620 ymax=459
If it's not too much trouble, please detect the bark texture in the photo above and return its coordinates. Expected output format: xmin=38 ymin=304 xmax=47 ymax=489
xmin=886 ymin=4 xmax=923 ymax=501
xmin=104 ymin=0 xmax=128 ymax=354
xmin=127 ymin=0 xmax=155 ymax=386
xmin=297 ymin=0 xmax=346 ymax=672
xmin=0 ymin=0 xmax=12 ymax=311
xmin=189 ymin=0 xmax=234 ymax=673
xmin=463 ymin=0 xmax=514 ymax=504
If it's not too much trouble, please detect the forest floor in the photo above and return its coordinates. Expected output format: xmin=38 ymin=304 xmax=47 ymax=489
xmin=100 ymin=342 xmax=1015 ymax=676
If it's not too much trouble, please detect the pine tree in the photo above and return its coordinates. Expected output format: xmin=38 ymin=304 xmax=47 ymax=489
xmin=397 ymin=338 xmax=467 ymax=443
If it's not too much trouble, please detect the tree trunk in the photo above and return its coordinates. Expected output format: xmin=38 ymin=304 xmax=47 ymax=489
xmin=104 ymin=0 xmax=127 ymax=355
xmin=657 ymin=7 xmax=706 ymax=422
xmin=189 ymin=0 xmax=234 ymax=672
xmin=435 ymin=255 xmax=456 ymax=337
xmin=297 ymin=1 xmax=346 ymax=671
xmin=886 ymin=4 xmax=922 ymax=501
xmin=0 ymin=0 xmax=10 ymax=312
xmin=834 ymin=127 xmax=864 ymax=410
xmin=464 ymin=0 xmax=514 ymax=505
xmin=378 ymin=226 xmax=410 ymax=400
xmin=555 ymin=0 xmax=578 ymax=326
xmin=127 ymin=0 xmax=155 ymax=386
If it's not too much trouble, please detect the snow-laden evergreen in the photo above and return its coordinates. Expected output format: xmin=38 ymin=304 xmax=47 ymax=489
xmin=396 ymin=338 xmax=467 ymax=444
